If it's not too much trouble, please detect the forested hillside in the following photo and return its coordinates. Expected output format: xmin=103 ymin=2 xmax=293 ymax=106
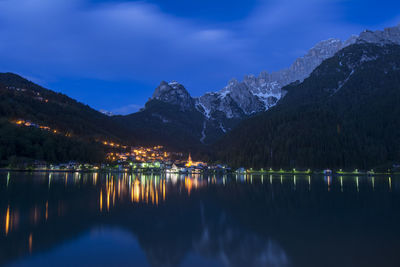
xmin=0 ymin=119 xmax=105 ymax=165
xmin=0 ymin=73 xmax=134 ymax=164
xmin=215 ymin=43 xmax=400 ymax=170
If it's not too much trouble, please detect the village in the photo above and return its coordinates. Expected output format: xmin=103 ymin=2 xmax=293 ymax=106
xmin=11 ymin=145 xmax=231 ymax=174
xmin=105 ymin=145 xmax=230 ymax=174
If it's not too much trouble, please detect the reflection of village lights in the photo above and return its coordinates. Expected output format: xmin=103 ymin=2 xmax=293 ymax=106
xmin=141 ymin=182 xmax=145 ymax=203
xmin=45 ymin=201 xmax=48 ymax=221
xmin=12 ymin=172 xmax=396 ymax=228
xmin=130 ymin=184 xmax=134 ymax=203
xmin=5 ymin=206 xmax=10 ymax=236
xmin=48 ymin=173 xmax=52 ymax=189
xmin=29 ymin=233 xmax=33 ymax=253
xmin=327 ymin=176 xmax=331 ymax=191
xmin=146 ymin=183 xmax=149 ymax=204
xmin=356 ymin=177 xmax=359 ymax=192
xmin=340 ymin=176 xmax=343 ymax=192
xmin=150 ymin=184 xmax=154 ymax=204
xmin=100 ymin=190 xmax=103 ymax=212
xmin=112 ymin=184 xmax=116 ymax=207
xmin=134 ymin=181 xmax=140 ymax=203
xmin=107 ymin=190 xmax=110 ymax=212
xmin=33 ymin=206 xmax=39 ymax=225
xmin=185 ymin=177 xmax=193 ymax=196
xmin=118 ymin=179 xmax=121 ymax=198
xmin=372 ymin=177 xmax=375 ymax=191
xmin=163 ymin=180 xmax=166 ymax=201
xmin=93 ymin=173 xmax=98 ymax=185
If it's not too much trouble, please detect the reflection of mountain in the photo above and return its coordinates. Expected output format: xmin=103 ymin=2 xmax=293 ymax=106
xmin=1 ymin=172 xmax=400 ymax=267
xmin=194 ymin=204 xmax=289 ymax=267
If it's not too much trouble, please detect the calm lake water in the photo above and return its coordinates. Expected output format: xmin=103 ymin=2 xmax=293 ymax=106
xmin=0 ymin=172 xmax=399 ymax=267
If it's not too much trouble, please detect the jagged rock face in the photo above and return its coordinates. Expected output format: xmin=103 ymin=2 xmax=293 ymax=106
xmin=197 ymin=78 xmax=268 ymax=119
xmin=358 ymin=24 xmax=400 ymax=45
xmin=152 ymin=81 xmax=195 ymax=111
xmin=280 ymin=38 xmax=344 ymax=84
xmin=197 ymin=38 xmax=346 ymax=120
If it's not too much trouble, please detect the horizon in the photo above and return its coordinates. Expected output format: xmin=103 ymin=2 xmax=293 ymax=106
xmin=0 ymin=0 xmax=400 ymax=114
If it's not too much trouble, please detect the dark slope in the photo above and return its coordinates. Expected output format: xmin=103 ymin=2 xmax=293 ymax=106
xmin=0 ymin=119 xmax=105 ymax=165
xmin=116 ymin=98 xmax=244 ymax=153
xmin=0 ymin=73 xmax=134 ymax=143
xmin=215 ymin=43 xmax=400 ymax=170
xmin=0 ymin=73 xmax=136 ymax=164
xmin=114 ymin=99 xmax=207 ymax=152
xmin=115 ymin=81 xmax=238 ymax=153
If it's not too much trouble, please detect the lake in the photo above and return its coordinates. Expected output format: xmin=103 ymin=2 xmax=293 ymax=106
xmin=0 ymin=172 xmax=399 ymax=267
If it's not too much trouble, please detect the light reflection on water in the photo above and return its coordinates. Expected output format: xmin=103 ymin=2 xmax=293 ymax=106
xmin=0 ymin=172 xmax=400 ymax=267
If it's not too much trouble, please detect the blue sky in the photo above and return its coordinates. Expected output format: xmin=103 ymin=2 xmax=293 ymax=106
xmin=0 ymin=0 xmax=399 ymax=114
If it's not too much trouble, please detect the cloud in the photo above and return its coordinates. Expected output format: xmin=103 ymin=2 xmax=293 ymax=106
xmin=0 ymin=0 xmax=397 ymax=106
xmin=0 ymin=0 xmax=247 ymax=81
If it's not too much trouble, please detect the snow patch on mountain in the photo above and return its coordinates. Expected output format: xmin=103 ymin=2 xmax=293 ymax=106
xmin=219 ymin=122 xmax=227 ymax=133
xmin=200 ymin=121 xmax=207 ymax=143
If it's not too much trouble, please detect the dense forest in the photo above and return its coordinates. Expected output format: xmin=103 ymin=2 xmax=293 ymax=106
xmin=215 ymin=43 xmax=400 ymax=170
xmin=0 ymin=119 xmax=105 ymax=166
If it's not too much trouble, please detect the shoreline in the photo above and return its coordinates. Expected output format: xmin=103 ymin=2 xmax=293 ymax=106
xmin=1 ymin=168 xmax=399 ymax=176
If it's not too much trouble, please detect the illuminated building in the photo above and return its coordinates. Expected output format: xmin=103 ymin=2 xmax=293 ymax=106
xmin=185 ymin=154 xmax=207 ymax=168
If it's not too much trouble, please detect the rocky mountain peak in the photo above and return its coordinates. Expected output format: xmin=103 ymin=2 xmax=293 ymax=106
xmin=151 ymin=81 xmax=195 ymax=111
xmin=195 ymin=37 xmax=347 ymax=122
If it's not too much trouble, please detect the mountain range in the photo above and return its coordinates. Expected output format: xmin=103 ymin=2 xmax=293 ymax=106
xmin=216 ymin=41 xmax=400 ymax=169
xmin=130 ymin=24 xmax=400 ymax=147
xmin=1 ymin=24 xmax=400 ymax=167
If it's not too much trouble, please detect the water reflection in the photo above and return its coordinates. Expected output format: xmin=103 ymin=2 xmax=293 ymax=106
xmin=0 ymin=172 xmax=400 ymax=267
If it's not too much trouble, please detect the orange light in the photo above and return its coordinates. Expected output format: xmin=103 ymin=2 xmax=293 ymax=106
xmin=45 ymin=201 xmax=48 ymax=221
xmin=5 ymin=206 xmax=10 ymax=236
xmin=100 ymin=190 xmax=103 ymax=212
xmin=29 ymin=233 xmax=33 ymax=253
